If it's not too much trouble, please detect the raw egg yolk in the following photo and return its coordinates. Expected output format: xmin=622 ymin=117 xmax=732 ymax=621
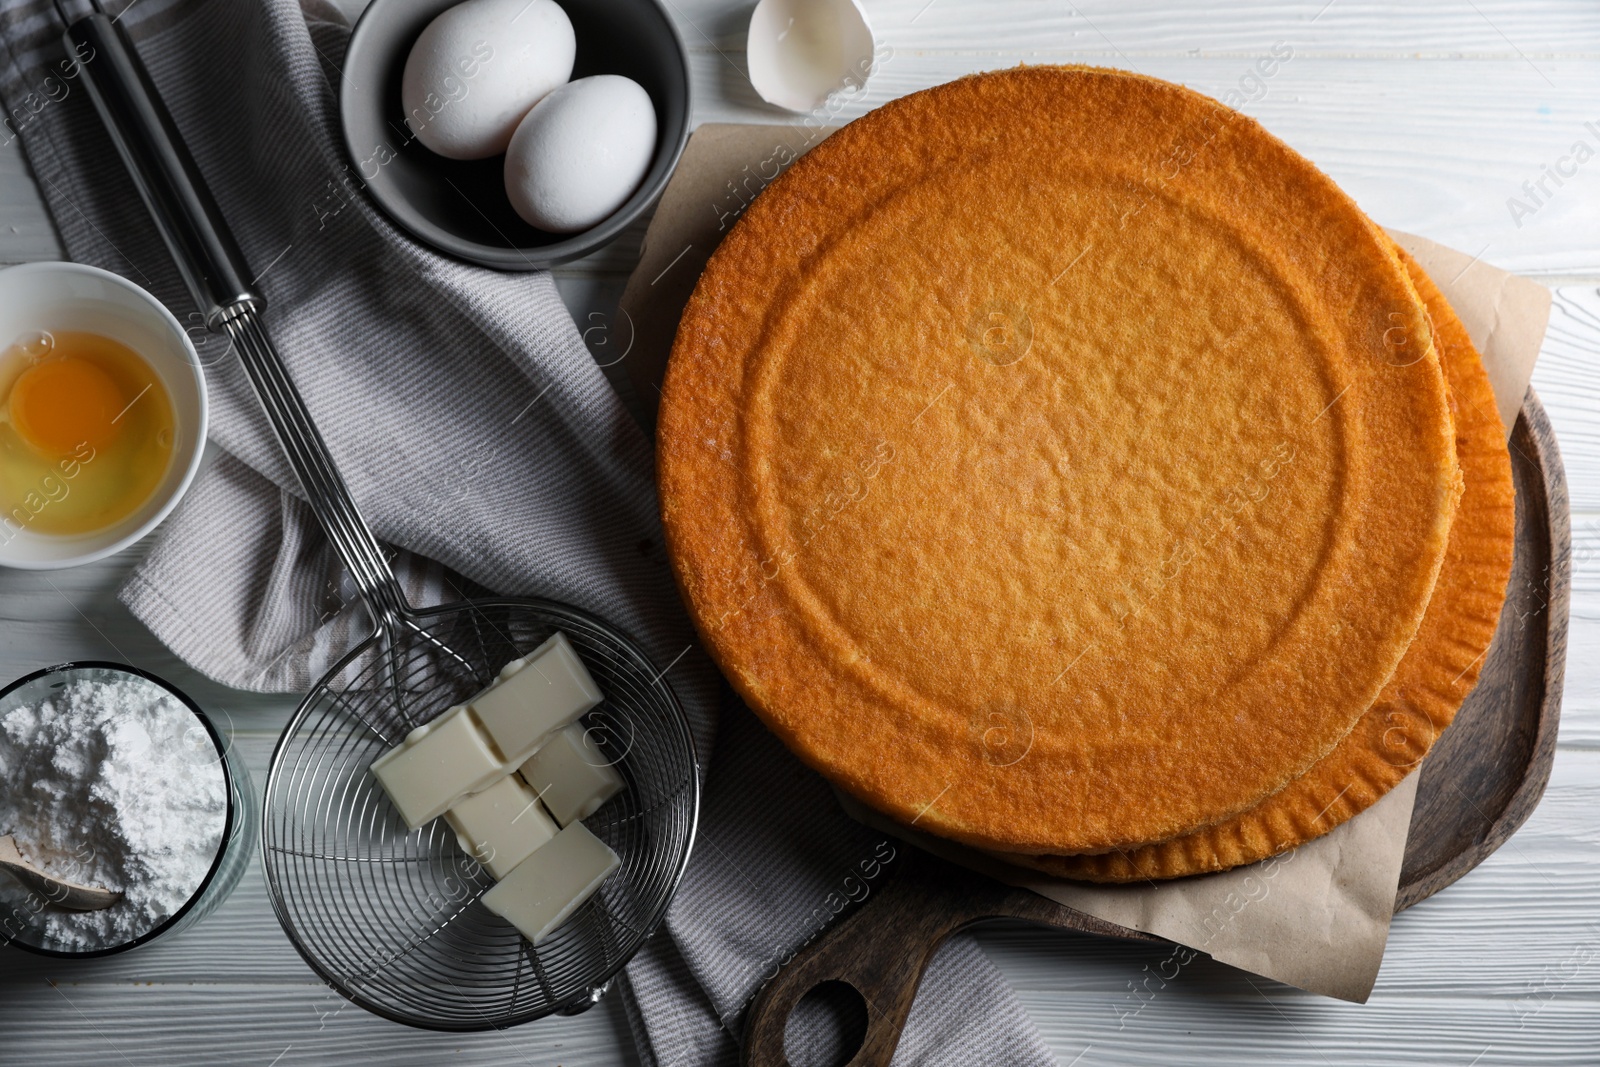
xmin=9 ymin=356 xmax=126 ymax=455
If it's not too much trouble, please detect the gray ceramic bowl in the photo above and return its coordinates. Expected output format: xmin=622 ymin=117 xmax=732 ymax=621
xmin=341 ymin=0 xmax=690 ymax=270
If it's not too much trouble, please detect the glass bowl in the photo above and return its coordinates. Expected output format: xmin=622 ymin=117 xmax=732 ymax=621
xmin=0 ymin=661 xmax=256 ymax=958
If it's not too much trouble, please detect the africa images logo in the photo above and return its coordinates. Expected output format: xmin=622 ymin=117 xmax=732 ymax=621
xmin=1505 ymin=120 xmax=1600 ymax=229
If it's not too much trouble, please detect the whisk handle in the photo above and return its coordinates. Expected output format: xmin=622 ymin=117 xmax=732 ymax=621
xmin=63 ymin=6 xmax=410 ymax=626
xmin=63 ymin=10 xmax=260 ymax=327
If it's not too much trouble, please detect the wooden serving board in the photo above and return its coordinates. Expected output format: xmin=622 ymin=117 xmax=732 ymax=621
xmin=742 ymin=392 xmax=1569 ymax=1067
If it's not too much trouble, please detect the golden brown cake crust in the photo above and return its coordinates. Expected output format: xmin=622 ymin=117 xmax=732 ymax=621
xmin=1010 ymin=242 xmax=1516 ymax=880
xmin=658 ymin=66 xmax=1462 ymax=855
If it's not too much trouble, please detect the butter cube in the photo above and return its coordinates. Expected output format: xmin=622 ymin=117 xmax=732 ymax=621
xmin=445 ymin=774 xmax=560 ymax=880
xmin=371 ymin=706 xmax=504 ymax=829
xmin=481 ymin=822 xmax=620 ymax=946
xmin=468 ymin=633 xmax=603 ymax=765
xmin=518 ymin=722 xmax=625 ymax=827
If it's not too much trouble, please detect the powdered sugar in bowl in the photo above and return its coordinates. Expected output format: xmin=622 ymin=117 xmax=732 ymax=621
xmin=0 ymin=662 xmax=256 ymax=957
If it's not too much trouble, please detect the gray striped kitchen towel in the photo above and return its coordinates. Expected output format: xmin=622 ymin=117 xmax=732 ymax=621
xmin=0 ymin=0 xmax=1053 ymax=1063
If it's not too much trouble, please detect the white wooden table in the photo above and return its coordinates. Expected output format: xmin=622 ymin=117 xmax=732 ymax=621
xmin=3 ymin=2 xmax=1599 ymax=1064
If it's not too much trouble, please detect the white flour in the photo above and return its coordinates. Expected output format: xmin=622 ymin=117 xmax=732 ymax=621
xmin=0 ymin=672 xmax=227 ymax=952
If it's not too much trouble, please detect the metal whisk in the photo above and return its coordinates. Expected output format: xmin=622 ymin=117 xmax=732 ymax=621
xmin=64 ymin=3 xmax=699 ymax=1029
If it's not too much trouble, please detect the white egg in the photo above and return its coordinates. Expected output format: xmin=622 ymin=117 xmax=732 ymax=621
xmin=504 ymin=75 xmax=658 ymax=233
xmin=401 ymin=0 xmax=574 ymax=161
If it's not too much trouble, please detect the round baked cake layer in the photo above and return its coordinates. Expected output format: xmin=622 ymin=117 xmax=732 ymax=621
xmin=658 ymin=66 xmax=1462 ymax=855
xmin=1007 ymin=242 xmax=1516 ymax=879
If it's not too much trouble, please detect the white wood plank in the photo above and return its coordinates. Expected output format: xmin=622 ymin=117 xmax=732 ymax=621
xmin=0 ymin=133 xmax=64 ymax=263
xmin=1534 ymin=291 xmax=1600 ymax=511
xmin=1015 ymin=994 xmax=1599 ymax=1067
xmin=0 ymin=982 xmax=641 ymax=1067
xmin=1557 ymin=611 xmax=1600 ymax=750
xmin=666 ymin=0 xmax=1600 ymax=57
xmin=328 ymin=0 xmax=1600 ymax=58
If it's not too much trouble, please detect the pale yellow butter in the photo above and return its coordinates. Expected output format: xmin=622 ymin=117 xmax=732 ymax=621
xmin=518 ymin=722 xmax=625 ymax=827
xmin=444 ymin=774 xmax=559 ymax=880
xmin=370 ymin=705 xmax=503 ymax=829
xmin=469 ymin=632 xmax=603 ymax=764
xmin=481 ymin=821 xmax=620 ymax=946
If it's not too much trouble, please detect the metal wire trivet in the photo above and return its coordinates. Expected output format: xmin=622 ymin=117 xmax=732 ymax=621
xmin=263 ymin=597 xmax=698 ymax=1030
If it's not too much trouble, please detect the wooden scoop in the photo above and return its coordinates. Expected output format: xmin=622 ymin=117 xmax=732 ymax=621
xmin=0 ymin=834 xmax=122 ymax=912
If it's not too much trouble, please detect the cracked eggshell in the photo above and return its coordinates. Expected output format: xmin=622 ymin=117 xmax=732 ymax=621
xmin=401 ymin=0 xmax=575 ymax=160
xmin=746 ymin=0 xmax=875 ymax=113
xmin=504 ymin=74 xmax=658 ymax=233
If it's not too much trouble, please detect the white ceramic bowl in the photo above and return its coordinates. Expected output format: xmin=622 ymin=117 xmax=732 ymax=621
xmin=0 ymin=262 xmax=206 ymax=570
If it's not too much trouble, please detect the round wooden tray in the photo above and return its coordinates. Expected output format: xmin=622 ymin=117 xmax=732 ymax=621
xmin=742 ymin=392 xmax=1569 ymax=1067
